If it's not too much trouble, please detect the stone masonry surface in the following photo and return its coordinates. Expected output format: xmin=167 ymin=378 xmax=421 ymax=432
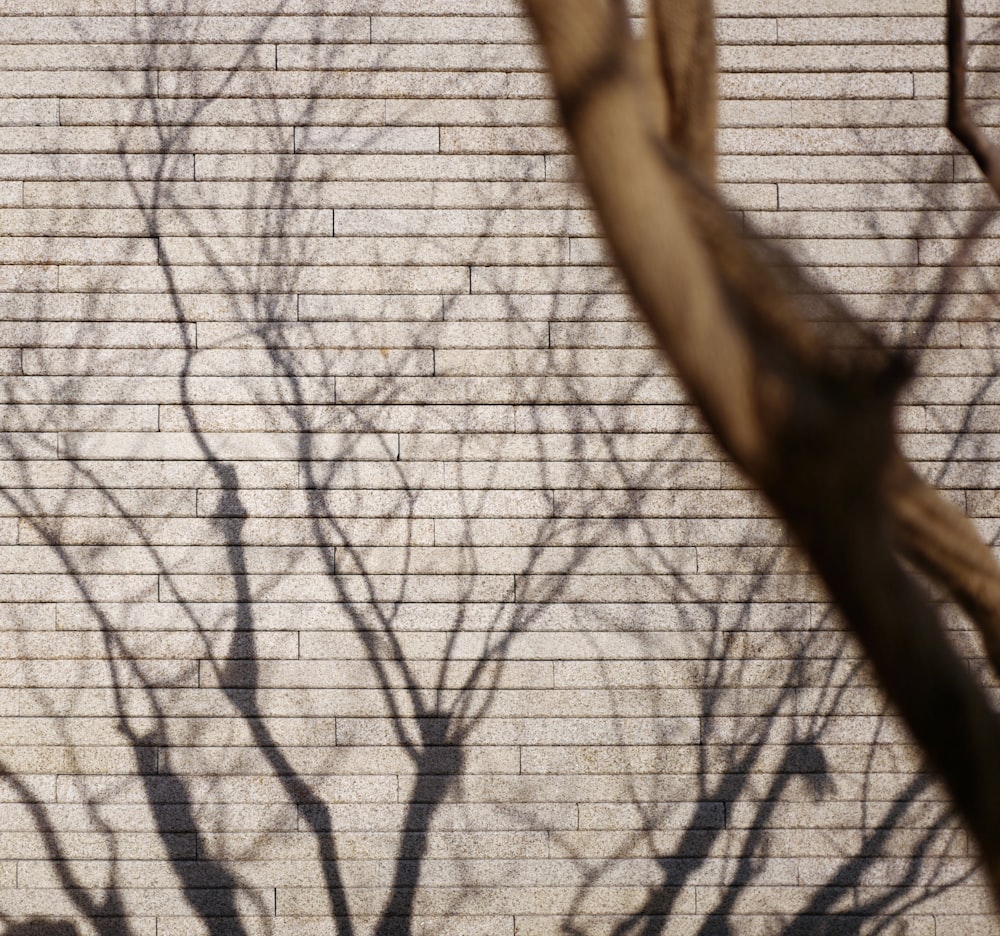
xmin=0 ymin=0 xmax=997 ymax=934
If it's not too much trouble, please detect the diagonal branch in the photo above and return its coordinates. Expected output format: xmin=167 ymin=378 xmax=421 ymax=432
xmin=644 ymin=0 xmax=717 ymax=181
xmin=523 ymin=0 xmax=1000 ymax=901
xmin=887 ymin=454 xmax=1000 ymax=678
xmin=948 ymin=0 xmax=1000 ymax=198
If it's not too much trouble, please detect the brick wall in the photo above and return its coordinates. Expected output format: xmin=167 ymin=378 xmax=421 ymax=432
xmin=0 ymin=1 xmax=995 ymax=934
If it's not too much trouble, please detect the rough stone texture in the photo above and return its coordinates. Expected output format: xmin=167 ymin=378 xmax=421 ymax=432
xmin=0 ymin=1 xmax=996 ymax=934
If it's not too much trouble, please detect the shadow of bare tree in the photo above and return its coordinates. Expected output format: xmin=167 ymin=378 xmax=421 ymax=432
xmin=0 ymin=2 xmax=993 ymax=936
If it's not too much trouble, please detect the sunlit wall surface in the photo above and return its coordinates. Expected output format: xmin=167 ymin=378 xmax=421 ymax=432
xmin=0 ymin=1 xmax=993 ymax=934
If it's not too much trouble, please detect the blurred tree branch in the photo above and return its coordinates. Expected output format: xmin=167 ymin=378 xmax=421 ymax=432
xmin=523 ymin=0 xmax=1000 ymax=903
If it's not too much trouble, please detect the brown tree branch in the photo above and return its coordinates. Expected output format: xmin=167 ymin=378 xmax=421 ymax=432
xmin=888 ymin=455 xmax=1000 ymax=676
xmin=634 ymin=16 xmax=669 ymax=144
xmin=523 ymin=0 xmax=1000 ymax=900
xmin=948 ymin=0 xmax=1000 ymax=198
xmin=645 ymin=0 xmax=717 ymax=181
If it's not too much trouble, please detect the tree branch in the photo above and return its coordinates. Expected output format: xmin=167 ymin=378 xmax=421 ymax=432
xmin=948 ymin=0 xmax=1000 ymax=198
xmin=524 ymin=0 xmax=1000 ymax=901
xmin=645 ymin=0 xmax=717 ymax=181
xmin=888 ymin=454 xmax=1000 ymax=678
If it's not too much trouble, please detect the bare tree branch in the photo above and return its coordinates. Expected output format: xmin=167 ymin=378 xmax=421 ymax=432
xmin=523 ymin=0 xmax=1000 ymax=901
xmin=644 ymin=0 xmax=717 ymax=181
xmin=888 ymin=455 xmax=1000 ymax=673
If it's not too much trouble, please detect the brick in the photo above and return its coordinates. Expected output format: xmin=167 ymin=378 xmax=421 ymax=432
xmin=916 ymin=72 xmax=1000 ymax=100
xmin=57 ymin=263 xmax=472 ymax=295
xmin=58 ymin=431 xmax=397 ymax=462
xmin=0 ymin=630 xmax=295 ymax=659
xmin=22 ymin=517 xmax=433 ymax=547
xmin=746 ymin=209 xmax=994 ymax=239
xmin=335 ymin=208 xmax=595 ymax=238
xmin=720 ymin=127 xmax=956 ymax=155
xmin=0 ymin=236 xmax=160 ymax=265
xmin=147 ymin=0 xmax=527 ymax=9
xmin=0 ymin=403 xmax=157 ymax=432
xmin=162 ymin=403 xmax=518 ymax=433
xmin=0 ymin=291 xmax=302 ymax=320
xmin=0 ymin=574 xmax=158 ymax=601
xmin=295 ymin=126 xmax=440 ymax=154
xmin=0 ymin=490 xmax=194 ymax=518
xmin=159 ymin=71 xmax=549 ymax=100
xmin=0 ymin=377 xmax=316 ymax=408
xmin=26 ymin=348 xmax=432 ymax=377
xmin=198 ymin=321 xmax=547 ymax=350
xmin=776 ymin=17 xmax=941 ymax=44
xmin=935 ymin=917 xmax=1000 ymax=936
xmin=158 ymin=234 xmax=569 ymax=266
xmin=371 ymin=16 xmax=535 ymax=44
xmin=0 ymin=322 xmax=194 ymax=349
xmin=0 ymin=16 xmax=370 ymax=44
xmin=579 ymin=802 xmax=724 ymax=831
xmin=0 ymin=152 xmax=189 ymax=185
xmin=17 ymin=857 xmax=348 ymax=890
xmin=338 ymin=716 xmax=699 ymax=747
xmin=0 ymin=71 xmax=149 ymax=97
xmin=385 ymin=98 xmax=558 ymax=127
xmin=0 ymin=0 xmax=134 ymax=12
xmin=0 ymin=44 xmax=277 ymax=72
xmin=0 ymin=99 xmax=58 ymax=125
xmin=718 ymin=99 xmax=792 ymax=127
xmin=0 ymin=660 xmax=197 ymax=688
xmin=549 ymin=322 xmax=655 ymax=348
xmin=720 ymin=72 xmax=914 ymax=99
xmin=722 ymin=155 xmax=951 ymax=184
xmin=195 ymin=152 xmax=545 ymax=182
xmin=61 ymin=97 xmax=386 ymax=127
xmin=0 ymin=126 xmax=292 ymax=155
xmin=515 ymin=403 xmax=712 ymax=432
xmin=303 ymin=802 xmax=578 ymax=834
xmin=0 ymin=267 xmax=55 ymax=291
xmin=432 ymin=349 xmax=670 ymax=376
xmin=0 ymin=433 xmax=58 ymax=459
xmin=718 ymin=0 xmax=942 ymax=13
xmin=280 ymin=43 xmax=543 ymax=74
xmin=399 ymin=431 xmax=720 ymax=461
xmin=335 ymin=546 xmax=699 ymax=575
xmin=201 ymin=487 xmax=552 ymax=518
xmin=777 ymin=182 xmax=996 ymax=211
xmin=441 ymin=127 xmax=566 ymax=154
xmin=338 ymin=377 xmax=687 ymax=405
xmin=298 ymin=295 xmax=442 ymax=321
xmin=281 ymin=884 xmax=660 ymax=916
xmin=0 ymin=883 xmax=271 ymax=915
xmin=24 ymin=179 xmax=589 ymax=210
xmin=716 ymin=18 xmax=778 ymax=44
xmin=0 ymin=831 xmax=194 ymax=860
xmin=718 ymin=182 xmax=779 ymax=209
xmin=298 ymin=461 xmax=443 ymax=489
xmin=167 ymin=572 xmax=516 ymax=603
xmin=199 ymin=830 xmax=547 ymax=862
xmin=220 ymin=652 xmax=543 ymax=697
xmin=721 ymin=44 xmax=942 ymax=73
xmin=0 ymin=184 xmax=21 ymax=207
xmin=0 ymin=459 xmax=296 ymax=490
xmin=471 ymin=265 xmax=625 ymax=294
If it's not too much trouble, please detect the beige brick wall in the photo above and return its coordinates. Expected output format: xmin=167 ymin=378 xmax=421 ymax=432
xmin=0 ymin=1 xmax=995 ymax=934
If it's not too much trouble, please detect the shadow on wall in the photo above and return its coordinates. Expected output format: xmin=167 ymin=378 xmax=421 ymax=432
xmin=0 ymin=1 xmax=993 ymax=935
xmin=3 ymin=923 xmax=78 ymax=936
